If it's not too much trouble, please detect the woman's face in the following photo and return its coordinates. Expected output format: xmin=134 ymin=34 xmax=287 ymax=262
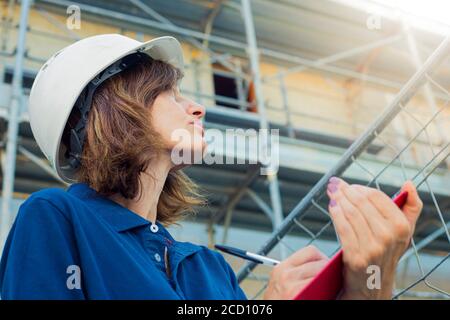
xmin=150 ymin=87 xmax=206 ymax=164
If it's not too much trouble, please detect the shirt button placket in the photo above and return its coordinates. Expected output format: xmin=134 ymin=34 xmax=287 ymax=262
xmin=148 ymin=223 xmax=163 ymax=265
xmin=150 ymin=223 xmax=159 ymax=233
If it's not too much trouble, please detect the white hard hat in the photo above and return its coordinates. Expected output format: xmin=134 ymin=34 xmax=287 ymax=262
xmin=28 ymin=34 xmax=184 ymax=184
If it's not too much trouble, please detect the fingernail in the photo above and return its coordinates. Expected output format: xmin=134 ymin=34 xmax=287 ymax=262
xmin=327 ymin=183 xmax=338 ymax=193
xmin=329 ymin=199 xmax=337 ymax=207
xmin=329 ymin=177 xmax=340 ymax=184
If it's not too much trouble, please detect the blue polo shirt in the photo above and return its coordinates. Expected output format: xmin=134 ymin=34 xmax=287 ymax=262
xmin=0 ymin=183 xmax=247 ymax=300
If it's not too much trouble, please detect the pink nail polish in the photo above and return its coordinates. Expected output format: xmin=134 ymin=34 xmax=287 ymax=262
xmin=329 ymin=177 xmax=339 ymax=184
xmin=329 ymin=199 xmax=337 ymax=207
xmin=328 ymin=183 xmax=338 ymax=193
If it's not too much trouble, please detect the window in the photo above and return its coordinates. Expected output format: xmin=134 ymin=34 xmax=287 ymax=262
xmin=212 ymin=63 xmax=240 ymax=109
xmin=3 ymin=66 xmax=36 ymax=90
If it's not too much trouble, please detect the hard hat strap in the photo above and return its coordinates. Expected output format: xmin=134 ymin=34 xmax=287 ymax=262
xmin=66 ymin=52 xmax=146 ymax=169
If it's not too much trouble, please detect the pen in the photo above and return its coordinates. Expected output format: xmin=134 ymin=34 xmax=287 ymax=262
xmin=214 ymin=244 xmax=280 ymax=266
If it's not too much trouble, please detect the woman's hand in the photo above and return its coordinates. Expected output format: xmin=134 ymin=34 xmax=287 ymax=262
xmin=327 ymin=178 xmax=423 ymax=299
xmin=264 ymin=245 xmax=329 ymax=300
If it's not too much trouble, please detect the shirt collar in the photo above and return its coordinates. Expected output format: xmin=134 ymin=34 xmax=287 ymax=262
xmin=67 ymin=182 xmax=154 ymax=233
xmin=67 ymin=183 xmax=202 ymax=256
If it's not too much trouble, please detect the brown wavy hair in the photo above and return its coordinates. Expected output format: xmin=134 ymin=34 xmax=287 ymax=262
xmin=62 ymin=55 xmax=205 ymax=226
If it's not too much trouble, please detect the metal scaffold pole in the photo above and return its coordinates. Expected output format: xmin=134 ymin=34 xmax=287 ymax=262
xmin=0 ymin=0 xmax=32 ymax=248
xmin=241 ymin=0 xmax=287 ymax=259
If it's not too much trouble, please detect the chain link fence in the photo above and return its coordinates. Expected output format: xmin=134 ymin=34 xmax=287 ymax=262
xmin=237 ymin=36 xmax=450 ymax=300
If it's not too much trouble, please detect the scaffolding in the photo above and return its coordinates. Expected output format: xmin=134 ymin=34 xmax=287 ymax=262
xmin=0 ymin=0 xmax=449 ymax=299
xmin=237 ymin=35 xmax=450 ymax=299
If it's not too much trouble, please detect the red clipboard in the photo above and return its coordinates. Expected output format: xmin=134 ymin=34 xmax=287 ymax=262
xmin=293 ymin=190 xmax=409 ymax=300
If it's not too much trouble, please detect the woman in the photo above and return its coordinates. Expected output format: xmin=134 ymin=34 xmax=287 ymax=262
xmin=0 ymin=34 xmax=423 ymax=299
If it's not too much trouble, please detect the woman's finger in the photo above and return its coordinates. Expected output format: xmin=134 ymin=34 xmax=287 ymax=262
xmin=350 ymin=183 xmax=414 ymax=251
xmin=349 ymin=184 xmax=390 ymax=236
xmin=400 ymin=180 xmax=423 ymax=230
xmin=327 ymin=178 xmax=374 ymax=249
xmin=286 ymin=259 xmax=329 ymax=282
xmin=354 ymin=184 xmax=411 ymax=235
xmin=356 ymin=184 xmax=400 ymax=220
xmin=284 ymin=245 xmax=327 ymax=268
xmin=327 ymin=191 xmax=359 ymax=256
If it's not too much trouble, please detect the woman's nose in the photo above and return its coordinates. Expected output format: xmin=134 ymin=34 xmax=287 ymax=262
xmin=188 ymin=100 xmax=206 ymax=119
